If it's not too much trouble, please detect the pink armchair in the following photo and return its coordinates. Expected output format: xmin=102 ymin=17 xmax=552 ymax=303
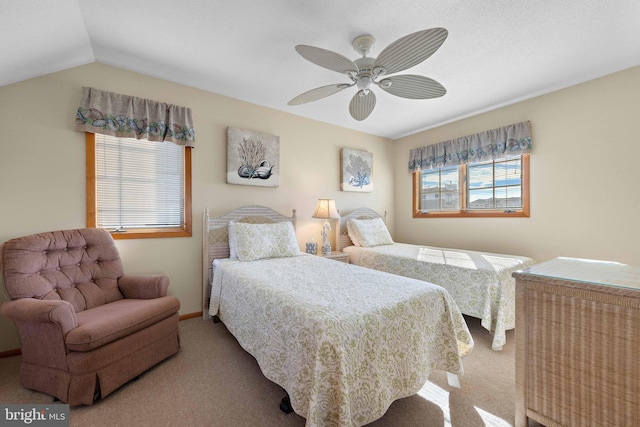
xmin=0 ymin=228 xmax=180 ymax=405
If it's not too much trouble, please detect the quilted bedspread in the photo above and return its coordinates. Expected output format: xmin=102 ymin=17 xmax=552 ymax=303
xmin=209 ymin=254 xmax=473 ymax=427
xmin=344 ymin=243 xmax=536 ymax=350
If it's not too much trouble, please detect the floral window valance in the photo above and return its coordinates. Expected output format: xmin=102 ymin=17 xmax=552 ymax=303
xmin=408 ymin=121 xmax=531 ymax=172
xmin=74 ymin=87 xmax=195 ymax=147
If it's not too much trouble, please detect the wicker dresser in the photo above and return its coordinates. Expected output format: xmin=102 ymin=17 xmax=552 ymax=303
xmin=513 ymin=257 xmax=640 ymax=427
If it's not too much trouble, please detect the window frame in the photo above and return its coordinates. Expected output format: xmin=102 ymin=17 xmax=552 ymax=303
xmin=412 ymin=154 xmax=530 ymax=218
xmin=85 ymin=132 xmax=192 ymax=239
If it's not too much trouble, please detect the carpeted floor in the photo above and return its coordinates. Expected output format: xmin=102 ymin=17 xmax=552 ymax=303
xmin=0 ymin=316 xmax=519 ymax=426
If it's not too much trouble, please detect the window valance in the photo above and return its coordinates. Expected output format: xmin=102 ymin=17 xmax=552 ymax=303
xmin=408 ymin=121 xmax=531 ymax=172
xmin=74 ymin=87 xmax=195 ymax=147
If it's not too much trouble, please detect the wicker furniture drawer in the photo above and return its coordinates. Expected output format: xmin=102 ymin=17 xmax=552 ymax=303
xmin=513 ymin=258 xmax=640 ymax=427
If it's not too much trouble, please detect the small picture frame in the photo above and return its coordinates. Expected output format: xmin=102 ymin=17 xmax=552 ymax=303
xmin=305 ymin=242 xmax=317 ymax=255
xmin=341 ymin=148 xmax=373 ymax=192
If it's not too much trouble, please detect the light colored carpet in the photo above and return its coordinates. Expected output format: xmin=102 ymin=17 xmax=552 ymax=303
xmin=0 ymin=316 xmax=519 ymax=426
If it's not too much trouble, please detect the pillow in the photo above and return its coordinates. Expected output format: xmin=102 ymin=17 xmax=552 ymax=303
xmin=346 ymin=221 xmax=362 ymax=246
xmin=347 ymin=217 xmax=394 ymax=247
xmin=228 ymin=221 xmax=238 ymax=259
xmin=234 ymin=221 xmax=300 ymax=261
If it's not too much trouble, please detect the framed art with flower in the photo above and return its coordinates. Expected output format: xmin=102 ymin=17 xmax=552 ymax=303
xmin=340 ymin=148 xmax=373 ymax=192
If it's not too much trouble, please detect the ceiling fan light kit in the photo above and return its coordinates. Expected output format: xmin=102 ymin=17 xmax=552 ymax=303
xmin=288 ymin=28 xmax=448 ymax=121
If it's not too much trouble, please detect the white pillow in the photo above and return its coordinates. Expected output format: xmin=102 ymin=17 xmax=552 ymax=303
xmin=347 ymin=217 xmax=394 ymax=247
xmin=234 ymin=221 xmax=301 ymax=261
xmin=346 ymin=221 xmax=362 ymax=246
xmin=228 ymin=221 xmax=238 ymax=259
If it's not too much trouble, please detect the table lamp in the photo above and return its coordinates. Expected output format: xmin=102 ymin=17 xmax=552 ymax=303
xmin=312 ymin=199 xmax=339 ymax=254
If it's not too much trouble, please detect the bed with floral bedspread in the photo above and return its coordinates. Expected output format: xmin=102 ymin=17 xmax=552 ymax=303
xmin=203 ymin=206 xmax=473 ymax=427
xmin=339 ymin=208 xmax=536 ymax=351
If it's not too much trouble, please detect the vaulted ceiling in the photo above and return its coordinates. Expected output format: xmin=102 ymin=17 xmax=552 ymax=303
xmin=2 ymin=1 xmax=639 ymax=139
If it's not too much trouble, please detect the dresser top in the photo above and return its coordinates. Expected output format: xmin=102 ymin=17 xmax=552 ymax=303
xmin=514 ymin=257 xmax=640 ymax=290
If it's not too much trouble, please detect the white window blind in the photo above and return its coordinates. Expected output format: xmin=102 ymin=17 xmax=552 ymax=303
xmin=96 ymin=134 xmax=185 ymax=230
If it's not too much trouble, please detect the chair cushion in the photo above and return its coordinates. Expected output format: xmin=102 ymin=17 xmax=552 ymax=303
xmin=2 ymin=229 xmax=125 ymax=312
xmin=66 ymin=296 xmax=180 ymax=352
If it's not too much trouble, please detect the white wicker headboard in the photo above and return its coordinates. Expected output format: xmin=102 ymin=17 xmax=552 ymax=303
xmin=337 ymin=207 xmax=387 ymax=251
xmin=201 ymin=205 xmax=297 ymax=319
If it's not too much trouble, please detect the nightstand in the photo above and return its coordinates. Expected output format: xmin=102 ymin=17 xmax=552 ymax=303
xmin=318 ymin=251 xmax=349 ymax=263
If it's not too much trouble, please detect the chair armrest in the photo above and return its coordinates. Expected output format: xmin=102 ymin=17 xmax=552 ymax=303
xmin=0 ymin=299 xmax=78 ymax=335
xmin=118 ymin=275 xmax=169 ymax=299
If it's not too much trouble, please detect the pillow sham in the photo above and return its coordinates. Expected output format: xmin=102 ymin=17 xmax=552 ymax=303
xmin=234 ymin=221 xmax=300 ymax=261
xmin=346 ymin=221 xmax=362 ymax=247
xmin=347 ymin=217 xmax=394 ymax=247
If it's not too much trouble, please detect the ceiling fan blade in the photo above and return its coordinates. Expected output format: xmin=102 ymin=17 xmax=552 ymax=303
xmin=349 ymin=90 xmax=376 ymax=121
xmin=287 ymin=83 xmax=351 ymax=106
xmin=378 ymin=75 xmax=446 ymax=99
xmin=373 ymin=28 xmax=448 ymax=75
xmin=295 ymin=45 xmax=359 ymax=74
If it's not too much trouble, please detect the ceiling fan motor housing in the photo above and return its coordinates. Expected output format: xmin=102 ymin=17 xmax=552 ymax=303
xmin=353 ymin=57 xmax=376 ymax=93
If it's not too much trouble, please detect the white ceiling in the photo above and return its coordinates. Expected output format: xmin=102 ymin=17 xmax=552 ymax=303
xmin=2 ymin=1 xmax=639 ymax=139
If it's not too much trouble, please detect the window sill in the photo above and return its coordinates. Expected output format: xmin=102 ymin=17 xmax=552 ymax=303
xmin=413 ymin=210 xmax=529 ymax=219
xmin=106 ymin=227 xmax=192 ymax=239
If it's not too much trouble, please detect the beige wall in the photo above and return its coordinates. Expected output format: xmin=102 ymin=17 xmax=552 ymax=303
xmin=2 ymin=63 xmax=639 ymax=353
xmin=0 ymin=63 xmax=393 ymax=352
xmin=394 ymin=66 xmax=640 ymax=266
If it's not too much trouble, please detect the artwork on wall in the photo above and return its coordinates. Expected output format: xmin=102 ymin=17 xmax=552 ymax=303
xmin=227 ymin=127 xmax=279 ymax=187
xmin=340 ymin=148 xmax=373 ymax=192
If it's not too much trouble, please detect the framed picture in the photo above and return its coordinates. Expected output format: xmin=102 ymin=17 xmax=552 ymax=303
xmin=227 ymin=127 xmax=279 ymax=187
xmin=341 ymin=148 xmax=373 ymax=192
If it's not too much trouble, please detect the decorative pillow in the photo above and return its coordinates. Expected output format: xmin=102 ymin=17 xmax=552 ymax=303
xmin=228 ymin=221 xmax=238 ymax=259
xmin=346 ymin=221 xmax=362 ymax=247
xmin=347 ymin=217 xmax=394 ymax=247
xmin=234 ymin=221 xmax=301 ymax=261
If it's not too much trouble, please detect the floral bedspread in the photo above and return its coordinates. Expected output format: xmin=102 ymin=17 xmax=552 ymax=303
xmin=209 ymin=254 xmax=473 ymax=427
xmin=344 ymin=243 xmax=536 ymax=350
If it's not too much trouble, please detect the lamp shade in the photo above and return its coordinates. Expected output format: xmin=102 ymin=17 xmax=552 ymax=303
xmin=312 ymin=199 xmax=339 ymax=219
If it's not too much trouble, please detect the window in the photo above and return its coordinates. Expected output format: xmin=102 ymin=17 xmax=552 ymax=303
xmin=86 ymin=133 xmax=192 ymax=238
xmin=413 ymin=154 xmax=529 ymax=218
xmin=419 ymin=166 xmax=460 ymax=211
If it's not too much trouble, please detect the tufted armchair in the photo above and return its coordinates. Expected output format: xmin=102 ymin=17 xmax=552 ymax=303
xmin=0 ymin=228 xmax=180 ymax=405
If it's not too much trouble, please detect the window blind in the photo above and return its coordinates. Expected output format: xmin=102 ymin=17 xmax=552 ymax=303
xmin=96 ymin=134 xmax=185 ymax=230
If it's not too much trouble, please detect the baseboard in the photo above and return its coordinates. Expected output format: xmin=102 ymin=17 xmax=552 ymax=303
xmin=179 ymin=311 xmax=202 ymax=321
xmin=0 ymin=348 xmax=21 ymax=358
xmin=0 ymin=311 xmax=204 ymax=358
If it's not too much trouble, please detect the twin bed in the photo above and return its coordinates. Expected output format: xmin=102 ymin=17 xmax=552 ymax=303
xmin=337 ymin=207 xmax=537 ymax=351
xmin=202 ymin=205 xmax=473 ymax=427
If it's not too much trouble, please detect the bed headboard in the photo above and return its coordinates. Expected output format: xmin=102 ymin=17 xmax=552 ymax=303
xmin=201 ymin=205 xmax=296 ymax=319
xmin=337 ymin=207 xmax=387 ymax=251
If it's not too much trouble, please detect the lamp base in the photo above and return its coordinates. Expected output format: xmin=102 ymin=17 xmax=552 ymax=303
xmin=321 ymin=220 xmax=332 ymax=255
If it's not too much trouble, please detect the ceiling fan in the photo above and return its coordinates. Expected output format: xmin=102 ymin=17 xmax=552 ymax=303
xmin=287 ymin=28 xmax=448 ymax=121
